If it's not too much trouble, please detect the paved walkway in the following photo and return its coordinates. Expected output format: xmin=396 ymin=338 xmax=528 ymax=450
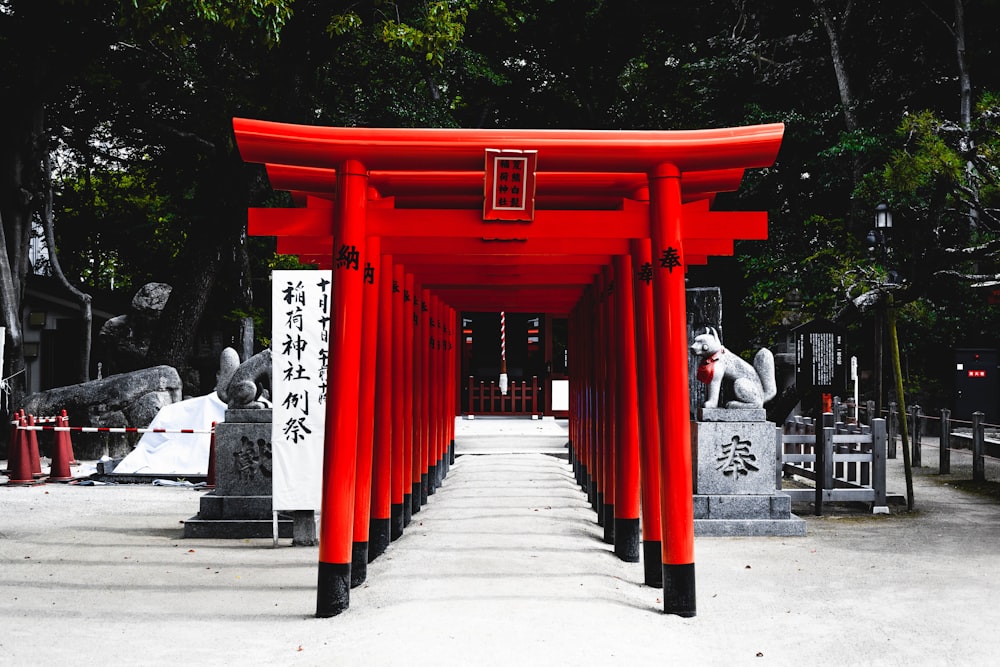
xmin=3 ymin=417 xmax=1000 ymax=665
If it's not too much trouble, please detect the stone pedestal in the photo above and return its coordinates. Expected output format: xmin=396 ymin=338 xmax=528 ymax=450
xmin=183 ymin=409 xmax=291 ymax=539
xmin=691 ymin=418 xmax=805 ymax=536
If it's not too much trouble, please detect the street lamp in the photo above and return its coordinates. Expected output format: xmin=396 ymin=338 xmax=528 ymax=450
xmin=868 ymin=203 xmax=893 ymax=420
xmin=874 ymin=202 xmax=893 ymax=230
xmin=867 ymin=202 xmax=893 ymax=254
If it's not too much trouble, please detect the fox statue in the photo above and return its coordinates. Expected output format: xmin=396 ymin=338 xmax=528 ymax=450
xmin=690 ymin=327 xmax=776 ymax=410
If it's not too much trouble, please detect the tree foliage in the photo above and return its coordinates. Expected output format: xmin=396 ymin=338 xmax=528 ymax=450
xmin=3 ymin=0 xmax=1000 ymax=414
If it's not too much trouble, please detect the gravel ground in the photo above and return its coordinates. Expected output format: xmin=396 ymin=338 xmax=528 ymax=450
xmin=2 ymin=418 xmax=1000 ymax=666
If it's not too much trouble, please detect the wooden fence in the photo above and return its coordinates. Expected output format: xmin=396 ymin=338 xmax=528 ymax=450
xmin=778 ymin=412 xmax=889 ymax=515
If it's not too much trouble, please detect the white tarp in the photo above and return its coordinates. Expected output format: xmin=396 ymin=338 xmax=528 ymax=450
xmin=271 ymin=270 xmax=331 ymax=511
xmin=113 ymin=392 xmax=226 ymax=475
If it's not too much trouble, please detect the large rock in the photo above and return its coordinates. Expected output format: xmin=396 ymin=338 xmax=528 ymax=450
xmin=20 ymin=366 xmax=183 ymax=459
xmin=98 ymin=282 xmax=172 ymax=375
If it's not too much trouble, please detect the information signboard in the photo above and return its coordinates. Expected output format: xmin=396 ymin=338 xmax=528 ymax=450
xmin=793 ymin=318 xmax=846 ymax=394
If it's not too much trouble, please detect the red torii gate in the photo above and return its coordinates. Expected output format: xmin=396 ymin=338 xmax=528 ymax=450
xmin=233 ymin=118 xmax=784 ymax=618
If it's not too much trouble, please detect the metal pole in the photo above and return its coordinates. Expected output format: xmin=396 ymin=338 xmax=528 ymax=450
xmin=973 ymin=411 xmax=985 ymax=482
xmin=939 ymin=408 xmax=951 ymax=475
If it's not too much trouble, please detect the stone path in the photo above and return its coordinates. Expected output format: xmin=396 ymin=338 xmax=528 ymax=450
xmin=2 ymin=418 xmax=1000 ymax=664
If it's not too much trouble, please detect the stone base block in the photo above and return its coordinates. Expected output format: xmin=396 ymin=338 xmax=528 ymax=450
xmin=183 ymin=490 xmax=291 ymax=539
xmin=695 ymin=517 xmax=806 ymax=537
xmin=699 ymin=407 xmax=767 ymax=422
xmin=694 ymin=493 xmax=794 ymax=520
xmin=183 ymin=515 xmax=292 ymax=539
xmin=196 ymin=493 xmax=274 ymax=520
xmin=692 ymin=420 xmax=776 ymax=495
xmin=693 ymin=492 xmax=806 ymax=536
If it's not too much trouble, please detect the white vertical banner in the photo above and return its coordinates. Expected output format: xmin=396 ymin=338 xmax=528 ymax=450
xmin=272 ymin=270 xmax=332 ymax=511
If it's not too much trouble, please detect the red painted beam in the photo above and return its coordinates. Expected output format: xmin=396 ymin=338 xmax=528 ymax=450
xmin=405 ymin=268 xmax=600 ymax=286
xmin=265 ymin=164 xmax=746 ymax=208
xmin=235 ymin=117 xmax=784 ymax=174
xmin=253 ymin=202 xmax=765 ymax=251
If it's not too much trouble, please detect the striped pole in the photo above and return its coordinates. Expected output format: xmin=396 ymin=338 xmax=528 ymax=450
xmin=499 ymin=311 xmax=508 ymax=395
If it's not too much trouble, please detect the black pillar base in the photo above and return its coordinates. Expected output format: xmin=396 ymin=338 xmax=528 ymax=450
xmin=643 ymin=541 xmax=663 ymax=587
xmin=427 ymin=465 xmax=437 ymax=495
xmin=421 ymin=473 xmax=429 ymax=504
xmin=613 ymin=518 xmax=640 ymax=562
xmin=662 ymin=563 xmax=696 ymax=617
xmin=411 ymin=483 xmax=422 ymax=514
xmin=590 ymin=482 xmax=599 ymax=512
xmin=316 ymin=561 xmax=351 ymax=617
xmin=450 ymin=441 xmax=455 ymax=465
xmin=595 ymin=491 xmax=604 ymax=524
xmin=602 ymin=504 xmax=615 ymax=544
xmin=351 ymin=542 xmax=368 ymax=588
xmin=390 ymin=503 xmax=405 ymax=540
xmin=403 ymin=494 xmax=413 ymax=526
xmin=369 ymin=518 xmax=391 ymax=561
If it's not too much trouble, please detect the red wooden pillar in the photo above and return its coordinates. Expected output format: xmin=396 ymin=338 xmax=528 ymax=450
xmin=317 ymin=159 xmax=368 ymax=617
xmin=410 ymin=280 xmax=425 ymax=514
xmin=419 ymin=288 xmax=432 ymax=505
xmin=567 ymin=304 xmax=580 ymax=483
xmin=390 ymin=264 xmax=406 ymax=539
xmin=403 ymin=273 xmax=416 ymax=524
xmin=584 ymin=286 xmax=599 ymax=509
xmin=426 ymin=294 xmax=441 ymax=493
xmin=446 ymin=306 xmax=457 ymax=466
xmin=436 ymin=299 xmax=450 ymax=481
xmin=613 ymin=252 xmax=641 ymax=563
xmin=631 ymin=237 xmax=664 ymax=587
xmin=597 ymin=267 xmax=615 ymax=541
xmin=351 ymin=236 xmax=381 ymax=588
xmin=649 ymin=163 xmax=696 ymax=617
xmin=605 ymin=265 xmax=618 ymax=545
xmin=369 ymin=251 xmax=394 ymax=559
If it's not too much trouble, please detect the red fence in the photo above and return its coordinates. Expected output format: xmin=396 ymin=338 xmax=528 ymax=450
xmin=465 ymin=376 xmax=540 ymax=416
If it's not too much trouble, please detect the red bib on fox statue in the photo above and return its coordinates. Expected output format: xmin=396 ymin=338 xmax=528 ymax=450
xmin=696 ymin=351 xmax=721 ymax=384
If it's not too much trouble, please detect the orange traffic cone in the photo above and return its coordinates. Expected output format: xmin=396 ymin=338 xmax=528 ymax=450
xmin=6 ymin=414 xmax=19 ymax=473
xmin=205 ymin=422 xmax=217 ymax=489
xmin=47 ymin=414 xmax=73 ymax=482
xmin=26 ymin=413 xmax=42 ymax=477
xmin=61 ymin=410 xmax=79 ymax=465
xmin=6 ymin=416 xmax=38 ymax=485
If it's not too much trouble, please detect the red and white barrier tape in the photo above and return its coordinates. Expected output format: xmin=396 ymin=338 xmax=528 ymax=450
xmin=16 ymin=425 xmax=214 ymax=434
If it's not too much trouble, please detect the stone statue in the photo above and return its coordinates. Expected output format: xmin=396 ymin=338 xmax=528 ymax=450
xmin=224 ymin=348 xmax=272 ymax=410
xmin=690 ymin=327 xmax=776 ymax=409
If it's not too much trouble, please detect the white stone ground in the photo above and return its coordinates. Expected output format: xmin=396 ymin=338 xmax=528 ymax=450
xmin=2 ymin=417 xmax=1000 ymax=665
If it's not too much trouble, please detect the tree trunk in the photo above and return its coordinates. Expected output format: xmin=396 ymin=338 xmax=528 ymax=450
xmin=0 ymin=100 xmax=46 ymax=417
xmin=953 ymin=0 xmax=971 ymax=131
xmin=814 ymin=0 xmax=864 ymax=231
xmin=41 ymin=150 xmax=93 ymax=383
xmin=147 ymin=247 xmax=222 ymax=372
xmin=887 ymin=294 xmax=915 ymax=511
xmin=814 ymin=0 xmax=857 ymax=133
